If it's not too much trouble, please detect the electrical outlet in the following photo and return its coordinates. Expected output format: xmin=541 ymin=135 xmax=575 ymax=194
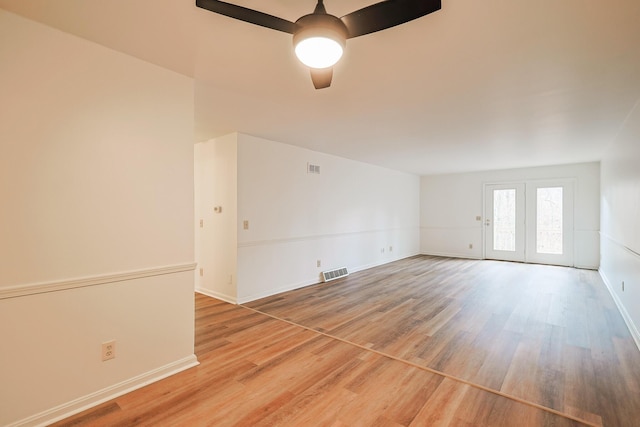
xmin=243 ymin=220 xmax=249 ymax=230
xmin=199 ymin=268 xmax=203 ymax=277
xmin=199 ymin=219 xmax=203 ymax=228
xmin=476 ymin=216 xmax=482 ymax=221
xmin=317 ymin=260 xmax=321 ymax=268
xmin=469 ymin=243 xmax=473 ymax=249
xmin=102 ymin=340 xmax=116 ymax=361
xmin=389 ymin=246 xmax=393 ymax=252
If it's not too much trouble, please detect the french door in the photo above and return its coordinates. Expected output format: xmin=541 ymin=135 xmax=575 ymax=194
xmin=484 ymin=180 xmax=574 ymax=266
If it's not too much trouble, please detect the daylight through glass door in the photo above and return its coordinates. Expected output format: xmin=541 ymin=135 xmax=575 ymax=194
xmin=484 ymin=180 xmax=574 ymax=267
xmin=493 ymin=189 xmax=516 ymax=252
xmin=536 ymin=187 xmax=563 ymax=255
xmin=484 ymin=183 xmax=525 ymax=262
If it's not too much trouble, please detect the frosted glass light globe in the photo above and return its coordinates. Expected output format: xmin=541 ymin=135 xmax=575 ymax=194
xmin=295 ymin=36 xmax=344 ymax=69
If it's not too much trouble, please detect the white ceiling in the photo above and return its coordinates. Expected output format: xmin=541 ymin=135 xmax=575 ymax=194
xmin=2 ymin=0 xmax=640 ymax=175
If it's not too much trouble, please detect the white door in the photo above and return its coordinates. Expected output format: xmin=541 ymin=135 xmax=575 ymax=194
xmin=484 ymin=183 xmax=526 ymax=262
xmin=484 ymin=180 xmax=574 ymax=266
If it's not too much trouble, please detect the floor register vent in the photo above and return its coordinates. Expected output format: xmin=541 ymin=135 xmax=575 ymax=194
xmin=322 ymin=267 xmax=349 ymax=282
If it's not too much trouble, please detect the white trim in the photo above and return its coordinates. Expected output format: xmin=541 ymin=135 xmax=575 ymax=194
xmin=600 ymin=233 xmax=640 ymax=258
xmin=196 ymin=287 xmax=237 ymax=304
xmin=238 ymin=227 xmax=419 ymax=248
xmin=575 ymin=228 xmax=601 ymax=234
xmin=573 ymin=263 xmax=599 ymax=271
xmin=599 ymin=269 xmax=640 ymax=352
xmin=236 ymin=253 xmax=419 ymax=304
xmin=420 ymin=251 xmax=482 ymax=260
xmin=420 ymin=226 xmax=482 ymax=231
xmin=7 ymin=355 xmax=199 ymax=427
xmin=238 ymin=277 xmax=321 ymax=304
xmin=0 ymin=262 xmax=198 ymax=300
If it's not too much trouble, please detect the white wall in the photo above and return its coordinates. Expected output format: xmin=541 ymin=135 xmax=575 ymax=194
xmin=194 ymin=134 xmax=238 ymax=303
xmin=600 ymin=100 xmax=640 ymax=348
xmin=420 ymin=162 xmax=600 ymax=268
xmin=236 ymin=134 xmax=420 ymax=303
xmin=0 ymin=11 xmax=196 ymax=426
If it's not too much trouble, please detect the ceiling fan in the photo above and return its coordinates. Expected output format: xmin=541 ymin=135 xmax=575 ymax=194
xmin=196 ymin=0 xmax=442 ymax=89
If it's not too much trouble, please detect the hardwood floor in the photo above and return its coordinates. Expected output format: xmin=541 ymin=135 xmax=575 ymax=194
xmin=246 ymin=256 xmax=640 ymax=427
xmin=54 ymin=256 xmax=639 ymax=426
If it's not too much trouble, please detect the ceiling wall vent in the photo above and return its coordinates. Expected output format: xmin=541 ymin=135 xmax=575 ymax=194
xmin=322 ymin=267 xmax=348 ymax=282
xmin=307 ymin=163 xmax=320 ymax=174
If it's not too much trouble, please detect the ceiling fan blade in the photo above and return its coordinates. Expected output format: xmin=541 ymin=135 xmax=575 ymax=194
xmin=340 ymin=0 xmax=441 ymax=39
xmin=196 ymin=0 xmax=298 ymax=34
xmin=310 ymin=68 xmax=333 ymax=89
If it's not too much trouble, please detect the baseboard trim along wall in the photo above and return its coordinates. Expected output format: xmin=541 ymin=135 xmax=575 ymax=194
xmin=598 ymin=269 xmax=640 ymax=350
xmin=196 ymin=288 xmax=236 ymax=305
xmin=7 ymin=355 xmax=199 ymax=427
xmin=237 ymin=277 xmax=322 ymax=305
xmin=599 ymin=268 xmax=640 ymax=353
xmin=0 ymin=263 xmax=198 ymax=300
xmin=236 ymin=255 xmax=419 ymax=304
xmin=599 ymin=234 xmax=640 ymax=352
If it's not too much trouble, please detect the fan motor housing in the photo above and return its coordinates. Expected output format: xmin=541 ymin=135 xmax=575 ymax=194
xmin=293 ymin=13 xmax=348 ymax=51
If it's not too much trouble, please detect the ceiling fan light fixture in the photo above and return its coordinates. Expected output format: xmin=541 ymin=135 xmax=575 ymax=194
xmin=196 ymin=0 xmax=442 ymax=89
xmin=293 ymin=14 xmax=348 ymax=69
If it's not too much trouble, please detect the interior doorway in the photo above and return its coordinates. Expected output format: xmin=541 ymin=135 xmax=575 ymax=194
xmin=484 ymin=180 xmax=574 ymax=266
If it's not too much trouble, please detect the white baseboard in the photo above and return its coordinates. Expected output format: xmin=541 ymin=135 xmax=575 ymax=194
xmin=236 ymin=253 xmax=420 ymax=304
xmin=196 ymin=287 xmax=237 ymax=304
xmin=237 ymin=277 xmax=320 ymax=304
xmin=599 ymin=269 xmax=640 ymax=352
xmin=9 ymin=355 xmax=199 ymax=427
xmin=574 ymin=263 xmax=599 ymax=270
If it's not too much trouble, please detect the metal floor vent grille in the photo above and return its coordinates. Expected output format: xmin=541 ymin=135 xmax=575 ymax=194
xmin=322 ymin=267 xmax=349 ymax=282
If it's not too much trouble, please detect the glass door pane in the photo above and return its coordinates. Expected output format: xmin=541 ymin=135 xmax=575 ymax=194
xmin=536 ymin=187 xmax=563 ymax=254
xmin=485 ymin=183 xmax=525 ymax=262
xmin=526 ymin=180 xmax=574 ymax=267
xmin=493 ymin=189 xmax=516 ymax=251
